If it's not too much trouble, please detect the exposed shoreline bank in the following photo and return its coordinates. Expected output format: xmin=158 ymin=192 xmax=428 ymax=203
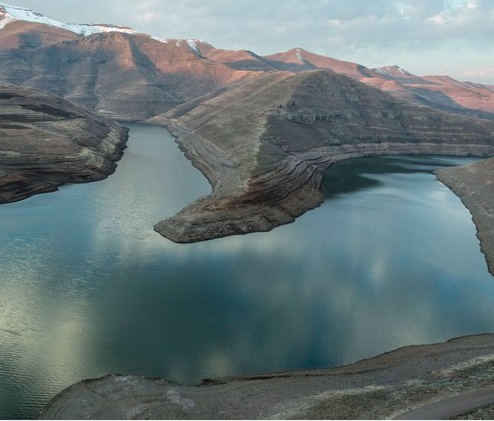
xmin=436 ymin=157 xmax=494 ymax=275
xmin=39 ymin=333 xmax=494 ymax=419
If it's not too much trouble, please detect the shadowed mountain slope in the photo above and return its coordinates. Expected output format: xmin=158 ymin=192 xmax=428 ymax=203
xmin=268 ymin=48 xmax=494 ymax=119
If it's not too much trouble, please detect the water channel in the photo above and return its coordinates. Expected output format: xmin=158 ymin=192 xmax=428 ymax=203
xmin=1 ymin=124 xmax=493 ymax=419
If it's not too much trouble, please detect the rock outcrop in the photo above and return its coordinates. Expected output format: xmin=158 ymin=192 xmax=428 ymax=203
xmin=38 ymin=333 xmax=494 ymax=420
xmin=436 ymin=157 xmax=494 ymax=274
xmin=0 ymin=82 xmax=128 ymax=203
xmin=150 ymin=70 xmax=494 ymax=243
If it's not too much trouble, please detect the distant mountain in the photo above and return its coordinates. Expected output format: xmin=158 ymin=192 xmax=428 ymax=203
xmin=265 ymin=47 xmax=374 ymax=79
xmin=265 ymin=48 xmax=494 ymax=119
xmin=1 ymin=3 xmax=494 ymax=121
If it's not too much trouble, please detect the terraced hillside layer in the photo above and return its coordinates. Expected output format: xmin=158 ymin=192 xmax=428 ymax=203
xmin=0 ymin=82 xmax=128 ymax=203
xmin=150 ymin=70 xmax=494 ymax=243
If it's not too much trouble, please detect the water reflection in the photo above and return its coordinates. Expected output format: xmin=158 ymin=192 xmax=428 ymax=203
xmin=0 ymin=125 xmax=493 ymax=419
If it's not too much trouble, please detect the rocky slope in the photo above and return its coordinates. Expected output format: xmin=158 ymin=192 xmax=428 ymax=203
xmin=38 ymin=333 xmax=494 ymax=419
xmin=149 ymin=69 xmax=494 ymax=243
xmin=436 ymin=157 xmax=494 ymax=274
xmin=0 ymin=82 xmax=128 ymax=203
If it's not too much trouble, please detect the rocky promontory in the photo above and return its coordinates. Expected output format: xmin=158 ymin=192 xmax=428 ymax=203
xmin=39 ymin=333 xmax=494 ymax=419
xmin=150 ymin=70 xmax=494 ymax=244
xmin=0 ymin=82 xmax=128 ymax=203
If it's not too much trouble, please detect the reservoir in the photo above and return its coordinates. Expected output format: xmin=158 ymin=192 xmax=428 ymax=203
xmin=1 ymin=124 xmax=493 ymax=419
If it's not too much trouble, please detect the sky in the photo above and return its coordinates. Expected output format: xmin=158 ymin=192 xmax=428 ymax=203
xmin=4 ymin=0 xmax=494 ymax=83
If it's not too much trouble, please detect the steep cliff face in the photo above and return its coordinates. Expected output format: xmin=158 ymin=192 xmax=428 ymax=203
xmin=150 ymin=70 xmax=494 ymax=243
xmin=0 ymin=82 xmax=128 ymax=203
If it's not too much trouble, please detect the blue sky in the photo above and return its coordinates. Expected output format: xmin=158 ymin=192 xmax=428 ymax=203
xmin=4 ymin=0 xmax=494 ymax=83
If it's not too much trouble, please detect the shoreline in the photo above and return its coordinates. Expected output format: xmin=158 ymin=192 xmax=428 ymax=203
xmin=39 ymin=333 xmax=494 ymax=419
xmin=436 ymin=157 xmax=494 ymax=275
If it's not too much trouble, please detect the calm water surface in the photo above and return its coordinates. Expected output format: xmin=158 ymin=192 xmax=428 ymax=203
xmin=1 ymin=124 xmax=493 ymax=419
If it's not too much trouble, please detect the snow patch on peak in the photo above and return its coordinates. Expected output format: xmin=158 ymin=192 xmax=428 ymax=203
xmin=295 ymin=48 xmax=304 ymax=62
xmin=187 ymin=39 xmax=200 ymax=54
xmin=160 ymin=38 xmax=212 ymax=54
xmin=374 ymin=65 xmax=415 ymax=78
xmin=0 ymin=2 xmax=137 ymax=35
xmin=185 ymin=39 xmax=210 ymax=55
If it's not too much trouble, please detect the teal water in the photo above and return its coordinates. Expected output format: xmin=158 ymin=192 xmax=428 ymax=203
xmin=1 ymin=124 xmax=493 ymax=419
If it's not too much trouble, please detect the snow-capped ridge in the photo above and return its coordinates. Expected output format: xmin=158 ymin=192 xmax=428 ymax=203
xmin=0 ymin=2 xmax=137 ymax=35
xmin=0 ymin=3 xmax=214 ymax=55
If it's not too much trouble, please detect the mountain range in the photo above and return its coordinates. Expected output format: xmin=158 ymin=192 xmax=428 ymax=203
xmin=2 ymin=3 xmax=494 ymax=122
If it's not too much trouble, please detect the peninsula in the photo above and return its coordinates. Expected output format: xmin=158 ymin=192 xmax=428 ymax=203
xmin=150 ymin=70 xmax=494 ymax=245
